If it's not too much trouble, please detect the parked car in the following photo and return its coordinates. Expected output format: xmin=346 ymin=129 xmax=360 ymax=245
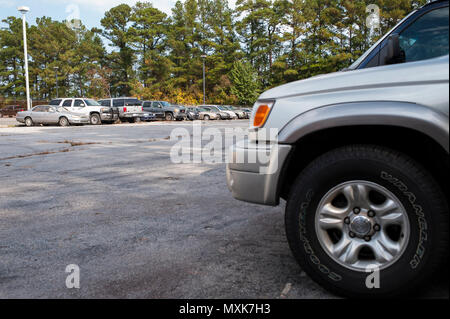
xmin=98 ymin=97 xmax=144 ymax=123
xmin=201 ymin=105 xmax=231 ymax=120
xmin=227 ymin=0 xmax=449 ymax=297
xmin=142 ymin=101 xmax=187 ymax=121
xmin=16 ymin=105 xmax=89 ymax=126
xmin=242 ymin=108 xmax=252 ymax=119
xmin=0 ymin=105 xmax=24 ymax=118
xmin=212 ymin=105 xmax=238 ymax=119
xmin=186 ymin=107 xmax=200 ymax=121
xmin=197 ymin=107 xmax=219 ymax=121
xmin=49 ymin=98 xmax=118 ymax=125
xmin=225 ymin=106 xmax=246 ymax=119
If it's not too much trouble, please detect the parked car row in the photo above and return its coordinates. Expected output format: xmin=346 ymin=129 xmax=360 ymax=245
xmin=14 ymin=97 xmax=251 ymax=127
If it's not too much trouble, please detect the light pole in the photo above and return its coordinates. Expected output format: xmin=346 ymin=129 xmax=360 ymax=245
xmin=18 ymin=6 xmax=31 ymax=111
xmin=54 ymin=66 xmax=59 ymax=98
xmin=201 ymin=55 xmax=207 ymax=105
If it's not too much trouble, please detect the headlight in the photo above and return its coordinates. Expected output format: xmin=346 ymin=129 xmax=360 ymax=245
xmin=101 ymin=108 xmax=110 ymax=112
xmin=251 ymin=100 xmax=275 ymax=128
xmin=174 ymin=108 xmax=180 ymax=113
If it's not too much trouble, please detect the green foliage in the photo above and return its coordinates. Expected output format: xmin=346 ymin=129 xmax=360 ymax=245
xmin=229 ymin=61 xmax=260 ymax=106
xmin=0 ymin=0 xmax=427 ymax=103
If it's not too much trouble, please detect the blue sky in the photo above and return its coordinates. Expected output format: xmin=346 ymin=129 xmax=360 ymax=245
xmin=1 ymin=0 xmax=235 ymax=29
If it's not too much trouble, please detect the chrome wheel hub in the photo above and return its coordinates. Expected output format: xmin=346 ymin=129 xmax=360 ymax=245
xmin=350 ymin=216 xmax=372 ymax=237
xmin=315 ymin=181 xmax=410 ymax=272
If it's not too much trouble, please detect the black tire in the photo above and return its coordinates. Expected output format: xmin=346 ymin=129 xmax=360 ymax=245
xmin=59 ymin=117 xmax=70 ymax=127
xmin=203 ymin=115 xmax=210 ymax=121
xmin=25 ymin=117 xmax=33 ymax=127
xmin=165 ymin=113 xmax=173 ymax=121
xmin=133 ymin=117 xmax=141 ymax=123
xmin=285 ymin=145 xmax=448 ymax=298
xmin=90 ymin=113 xmax=101 ymax=125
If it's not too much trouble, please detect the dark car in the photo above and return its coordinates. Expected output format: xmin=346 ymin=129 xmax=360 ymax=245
xmin=186 ymin=107 xmax=200 ymax=120
xmin=0 ymin=105 xmax=24 ymax=118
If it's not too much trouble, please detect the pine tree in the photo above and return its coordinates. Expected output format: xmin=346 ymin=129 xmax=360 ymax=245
xmin=229 ymin=60 xmax=260 ymax=106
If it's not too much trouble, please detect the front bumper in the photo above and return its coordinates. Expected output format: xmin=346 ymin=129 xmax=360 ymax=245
xmin=175 ymin=113 xmax=187 ymax=120
xmin=101 ymin=113 xmax=119 ymax=121
xmin=226 ymin=140 xmax=292 ymax=206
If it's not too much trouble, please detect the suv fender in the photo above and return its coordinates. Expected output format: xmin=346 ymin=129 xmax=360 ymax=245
xmin=278 ymin=101 xmax=449 ymax=152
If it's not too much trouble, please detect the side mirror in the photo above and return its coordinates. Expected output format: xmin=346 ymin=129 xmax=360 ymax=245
xmin=385 ymin=34 xmax=405 ymax=64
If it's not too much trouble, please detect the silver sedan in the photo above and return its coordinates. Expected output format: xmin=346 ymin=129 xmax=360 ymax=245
xmin=16 ymin=105 xmax=90 ymax=127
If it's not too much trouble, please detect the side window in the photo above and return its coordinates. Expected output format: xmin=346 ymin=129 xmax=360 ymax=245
xmin=155 ymin=102 xmax=162 ymax=108
xmin=113 ymin=99 xmax=124 ymax=107
xmin=143 ymin=102 xmax=150 ymax=108
xmin=62 ymin=100 xmax=72 ymax=107
xmin=74 ymin=99 xmax=85 ymax=107
xmin=33 ymin=106 xmax=44 ymax=112
xmin=399 ymin=7 xmax=449 ymax=63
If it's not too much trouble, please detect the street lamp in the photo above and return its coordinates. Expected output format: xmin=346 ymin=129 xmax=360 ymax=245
xmin=18 ymin=6 xmax=31 ymax=111
xmin=54 ymin=66 xmax=59 ymax=98
xmin=201 ymin=54 xmax=207 ymax=105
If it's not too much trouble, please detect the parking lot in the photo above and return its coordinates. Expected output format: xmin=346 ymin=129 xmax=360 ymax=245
xmin=0 ymin=120 xmax=447 ymax=298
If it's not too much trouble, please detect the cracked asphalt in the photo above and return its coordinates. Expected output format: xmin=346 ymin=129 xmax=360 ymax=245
xmin=0 ymin=120 xmax=447 ymax=298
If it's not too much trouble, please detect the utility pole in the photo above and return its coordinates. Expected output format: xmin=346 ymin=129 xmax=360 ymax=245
xmin=18 ymin=6 xmax=31 ymax=110
xmin=54 ymin=66 xmax=59 ymax=98
xmin=201 ymin=55 xmax=207 ymax=105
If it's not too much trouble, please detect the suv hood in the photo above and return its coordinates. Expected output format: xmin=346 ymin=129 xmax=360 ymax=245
xmin=259 ymin=55 xmax=449 ymax=101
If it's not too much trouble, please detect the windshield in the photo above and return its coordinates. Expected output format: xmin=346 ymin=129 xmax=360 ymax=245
xmin=85 ymin=99 xmax=101 ymax=106
xmin=218 ymin=106 xmax=227 ymax=111
xmin=56 ymin=107 xmax=69 ymax=112
xmin=160 ymin=101 xmax=171 ymax=107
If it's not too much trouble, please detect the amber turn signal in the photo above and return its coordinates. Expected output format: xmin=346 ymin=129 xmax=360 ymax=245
xmin=253 ymin=104 xmax=270 ymax=127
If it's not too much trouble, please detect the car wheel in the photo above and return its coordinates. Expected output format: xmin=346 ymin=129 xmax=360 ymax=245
xmin=59 ymin=117 xmax=70 ymax=127
xmin=25 ymin=117 xmax=33 ymax=127
xmin=90 ymin=113 xmax=101 ymax=125
xmin=203 ymin=115 xmax=210 ymax=121
xmin=133 ymin=117 xmax=141 ymax=123
xmin=285 ymin=145 xmax=448 ymax=298
xmin=165 ymin=113 xmax=173 ymax=121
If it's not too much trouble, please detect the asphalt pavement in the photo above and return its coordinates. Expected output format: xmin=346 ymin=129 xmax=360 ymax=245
xmin=0 ymin=120 xmax=447 ymax=298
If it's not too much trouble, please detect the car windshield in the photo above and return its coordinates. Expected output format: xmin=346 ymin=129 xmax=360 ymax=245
xmin=218 ymin=106 xmax=228 ymax=111
xmin=160 ymin=101 xmax=171 ymax=107
xmin=85 ymin=99 xmax=101 ymax=106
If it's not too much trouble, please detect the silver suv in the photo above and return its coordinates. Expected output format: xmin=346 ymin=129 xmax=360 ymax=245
xmin=227 ymin=1 xmax=449 ymax=297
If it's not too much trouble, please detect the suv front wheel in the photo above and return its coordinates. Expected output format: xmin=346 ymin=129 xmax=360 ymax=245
xmin=90 ymin=113 xmax=101 ymax=125
xmin=285 ymin=145 xmax=448 ymax=297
